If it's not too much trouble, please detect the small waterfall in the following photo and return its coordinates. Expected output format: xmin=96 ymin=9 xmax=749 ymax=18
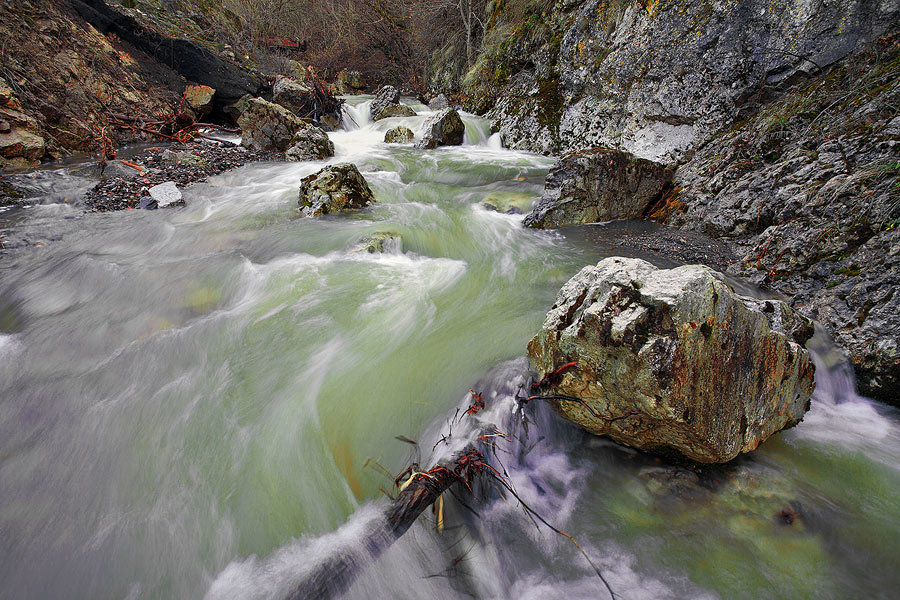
xmin=342 ymin=100 xmax=373 ymax=130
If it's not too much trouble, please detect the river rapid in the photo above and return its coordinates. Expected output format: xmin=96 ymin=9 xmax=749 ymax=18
xmin=1 ymin=97 xmax=898 ymax=600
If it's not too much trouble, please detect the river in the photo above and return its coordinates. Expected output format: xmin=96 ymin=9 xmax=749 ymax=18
xmin=1 ymin=97 xmax=898 ymax=600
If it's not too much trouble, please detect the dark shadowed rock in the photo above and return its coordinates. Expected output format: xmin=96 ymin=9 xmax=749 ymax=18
xmin=527 ymin=257 xmax=815 ymax=463
xmin=414 ymin=108 xmax=465 ymax=149
xmin=237 ymin=98 xmax=304 ymax=153
xmin=298 ymin=163 xmax=375 ymax=217
xmin=524 ymin=148 xmax=673 ymax=228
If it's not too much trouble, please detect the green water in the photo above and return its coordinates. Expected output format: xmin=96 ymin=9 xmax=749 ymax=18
xmin=1 ymin=100 xmax=898 ymax=600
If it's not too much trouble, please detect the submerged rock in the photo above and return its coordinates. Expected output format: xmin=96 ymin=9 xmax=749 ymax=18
xmin=415 ymin=108 xmax=464 ymax=149
xmin=237 ymin=97 xmax=304 ymax=152
xmin=298 ymin=163 xmax=375 ymax=217
xmin=527 ymin=257 xmax=815 ymax=463
xmin=285 ymin=122 xmax=334 ymax=161
xmin=182 ymin=84 xmax=215 ymax=121
xmin=373 ymin=103 xmax=416 ymax=121
xmin=370 ymin=85 xmax=400 ymax=121
xmin=524 ymin=149 xmax=673 ymax=228
xmin=481 ymin=191 xmax=536 ymax=214
xmin=384 ymin=126 xmax=414 ymax=144
xmin=353 ymin=231 xmax=402 ymax=254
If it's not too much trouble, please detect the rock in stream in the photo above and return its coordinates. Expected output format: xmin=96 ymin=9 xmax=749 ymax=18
xmin=527 ymin=257 xmax=816 ymax=463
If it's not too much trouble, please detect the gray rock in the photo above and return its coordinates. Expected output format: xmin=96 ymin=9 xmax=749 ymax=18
xmin=370 ymin=85 xmax=400 ymax=121
xmin=148 ymin=181 xmax=183 ymax=207
xmin=384 ymin=126 xmax=414 ymax=144
xmin=285 ymin=123 xmax=335 ymax=161
xmin=0 ymin=120 xmax=10 ymax=134
xmin=527 ymin=257 xmax=815 ymax=463
xmin=482 ymin=0 xmax=897 ymax=162
xmin=428 ymin=93 xmax=449 ymax=111
xmin=272 ymin=75 xmax=313 ymax=116
xmin=414 ymin=108 xmax=465 ymax=149
xmin=373 ymin=103 xmax=416 ymax=121
xmin=237 ymin=97 xmax=305 ymax=152
xmin=524 ymin=148 xmax=673 ymax=228
xmin=298 ymin=163 xmax=376 ymax=217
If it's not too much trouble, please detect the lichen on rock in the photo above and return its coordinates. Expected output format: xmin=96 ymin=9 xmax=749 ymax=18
xmin=298 ymin=163 xmax=376 ymax=218
xmin=527 ymin=257 xmax=816 ymax=463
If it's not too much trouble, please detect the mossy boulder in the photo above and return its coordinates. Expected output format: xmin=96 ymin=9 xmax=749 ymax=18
xmin=373 ymin=103 xmax=416 ymax=121
xmin=298 ymin=163 xmax=375 ymax=217
xmin=527 ymin=257 xmax=816 ymax=463
xmin=384 ymin=126 xmax=414 ymax=143
xmin=285 ymin=122 xmax=334 ymax=161
xmin=238 ymin=97 xmax=304 ymax=152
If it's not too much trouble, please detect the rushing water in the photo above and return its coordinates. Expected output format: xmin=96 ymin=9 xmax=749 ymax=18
xmin=1 ymin=97 xmax=898 ymax=600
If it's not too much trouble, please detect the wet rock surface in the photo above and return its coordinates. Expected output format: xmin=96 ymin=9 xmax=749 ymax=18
xmin=528 ymin=257 xmax=816 ymax=463
xmin=298 ymin=163 xmax=375 ymax=218
xmin=84 ymin=141 xmax=279 ymax=211
xmin=415 ymin=108 xmax=465 ymax=149
xmin=373 ymin=104 xmax=416 ymax=121
xmin=285 ymin=123 xmax=334 ymax=162
xmin=369 ymin=86 xmax=400 ymax=121
xmin=384 ymin=126 xmax=414 ymax=144
xmin=353 ymin=231 xmax=402 ymax=254
xmin=524 ymin=148 xmax=673 ymax=228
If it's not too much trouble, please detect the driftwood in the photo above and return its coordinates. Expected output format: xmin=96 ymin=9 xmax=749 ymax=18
xmin=285 ymin=447 xmax=485 ymax=600
xmin=284 ymin=378 xmax=621 ymax=600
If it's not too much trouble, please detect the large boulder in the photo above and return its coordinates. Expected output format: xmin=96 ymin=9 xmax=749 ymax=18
xmin=373 ymin=103 xmax=416 ymax=121
xmin=285 ymin=122 xmax=334 ymax=161
xmin=384 ymin=126 xmax=414 ymax=144
xmin=298 ymin=163 xmax=375 ymax=217
xmin=182 ymin=84 xmax=215 ymax=121
xmin=524 ymin=149 xmax=673 ymax=228
xmin=414 ymin=108 xmax=465 ymax=149
xmin=272 ymin=75 xmax=314 ymax=117
xmin=237 ymin=98 xmax=304 ymax=152
xmin=527 ymin=257 xmax=816 ymax=463
xmin=369 ymin=85 xmax=399 ymax=121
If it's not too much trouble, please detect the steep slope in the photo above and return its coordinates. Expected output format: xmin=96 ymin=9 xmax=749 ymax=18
xmin=466 ymin=0 xmax=900 ymax=402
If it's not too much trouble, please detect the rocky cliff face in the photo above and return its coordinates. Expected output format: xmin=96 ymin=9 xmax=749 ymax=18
xmin=468 ymin=0 xmax=899 ymax=403
xmin=474 ymin=0 xmax=897 ymax=162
